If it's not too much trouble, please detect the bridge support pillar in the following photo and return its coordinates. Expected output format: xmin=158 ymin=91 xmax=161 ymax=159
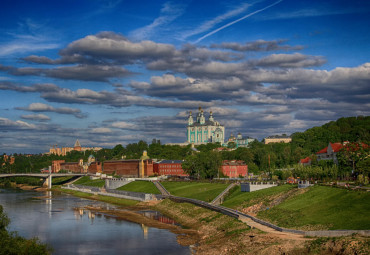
xmin=43 ymin=175 xmax=52 ymax=189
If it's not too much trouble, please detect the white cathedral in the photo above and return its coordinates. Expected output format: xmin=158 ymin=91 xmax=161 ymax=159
xmin=186 ymin=108 xmax=225 ymax=145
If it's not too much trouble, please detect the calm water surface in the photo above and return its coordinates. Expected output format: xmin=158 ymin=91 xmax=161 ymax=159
xmin=0 ymin=188 xmax=191 ymax=255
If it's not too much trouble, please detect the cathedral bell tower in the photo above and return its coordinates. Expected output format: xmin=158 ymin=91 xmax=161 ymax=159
xmin=209 ymin=111 xmax=214 ymax=122
xmin=188 ymin=111 xmax=193 ymax=126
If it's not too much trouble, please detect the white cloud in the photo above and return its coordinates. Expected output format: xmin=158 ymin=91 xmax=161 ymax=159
xmin=111 ymin=121 xmax=137 ymax=129
xmin=89 ymin=127 xmax=112 ymax=134
xmin=20 ymin=114 xmax=50 ymax=121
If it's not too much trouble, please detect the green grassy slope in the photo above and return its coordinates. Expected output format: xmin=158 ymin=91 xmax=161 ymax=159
xmin=222 ymin=184 xmax=295 ymax=209
xmin=117 ymin=181 xmax=160 ymax=194
xmin=257 ymin=185 xmax=370 ymax=230
xmin=161 ymin=181 xmax=229 ymax=202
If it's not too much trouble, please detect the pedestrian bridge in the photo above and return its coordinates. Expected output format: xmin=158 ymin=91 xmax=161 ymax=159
xmin=0 ymin=173 xmax=86 ymax=188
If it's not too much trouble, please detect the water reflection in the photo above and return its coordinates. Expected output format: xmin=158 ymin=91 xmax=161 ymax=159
xmin=0 ymin=189 xmax=191 ymax=255
xmin=138 ymin=210 xmax=180 ymax=226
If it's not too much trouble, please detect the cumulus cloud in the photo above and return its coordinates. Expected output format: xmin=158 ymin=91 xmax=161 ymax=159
xmin=255 ymin=53 xmax=326 ymax=68
xmin=59 ymin=32 xmax=176 ymax=64
xmin=89 ymin=127 xmax=112 ymax=134
xmin=20 ymin=114 xmax=50 ymax=121
xmin=111 ymin=121 xmax=137 ymax=129
xmin=16 ymin=103 xmax=87 ymax=119
xmin=211 ymin=39 xmax=304 ymax=52
xmin=0 ymin=64 xmax=132 ymax=82
xmin=0 ymin=117 xmax=37 ymax=130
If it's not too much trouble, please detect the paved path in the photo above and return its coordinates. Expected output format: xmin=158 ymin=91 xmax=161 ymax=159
xmin=153 ymin=181 xmax=171 ymax=195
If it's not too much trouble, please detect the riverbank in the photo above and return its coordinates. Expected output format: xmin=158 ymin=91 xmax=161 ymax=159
xmin=3 ymin=182 xmax=369 ymax=254
xmin=54 ymin=185 xmax=369 ymax=254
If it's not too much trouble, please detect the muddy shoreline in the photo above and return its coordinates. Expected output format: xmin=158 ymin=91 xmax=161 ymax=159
xmin=81 ymin=205 xmax=199 ymax=246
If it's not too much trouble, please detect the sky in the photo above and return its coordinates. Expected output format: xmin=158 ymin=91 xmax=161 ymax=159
xmin=0 ymin=0 xmax=369 ymax=154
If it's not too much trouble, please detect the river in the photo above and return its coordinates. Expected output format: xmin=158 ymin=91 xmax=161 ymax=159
xmin=0 ymin=188 xmax=192 ymax=255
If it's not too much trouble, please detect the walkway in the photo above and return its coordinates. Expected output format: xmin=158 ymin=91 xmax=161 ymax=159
xmin=153 ymin=181 xmax=171 ymax=195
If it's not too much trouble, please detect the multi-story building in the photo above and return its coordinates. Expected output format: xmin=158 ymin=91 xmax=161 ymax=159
xmin=153 ymin=160 xmax=187 ymax=176
xmin=264 ymin=135 xmax=292 ymax=144
xmin=221 ymin=160 xmax=248 ymax=178
xmin=48 ymin=139 xmax=102 ymax=156
xmin=227 ymin=133 xmax=256 ymax=148
xmin=102 ymin=159 xmax=153 ymax=177
xmin=186 ymin=108 xmax=225 ymax=145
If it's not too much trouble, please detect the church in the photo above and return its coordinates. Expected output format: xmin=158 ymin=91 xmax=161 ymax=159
xmin=186 ymin=108 xmax=225 ymax=145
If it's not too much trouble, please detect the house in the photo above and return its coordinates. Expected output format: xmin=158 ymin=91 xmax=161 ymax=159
xmin=316 ymin=142 xmax=344 ymax=164
xmin=299 ymin=156 xmax=312 ymax=166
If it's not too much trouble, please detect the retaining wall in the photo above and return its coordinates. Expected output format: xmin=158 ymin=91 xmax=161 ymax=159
xmin=241 ymin=182 xmax=277 ymax=192
xmin=64 ymin=184 xmax=160 ymax=201
xmin=105 ymin=178 xmax=134 ymax=189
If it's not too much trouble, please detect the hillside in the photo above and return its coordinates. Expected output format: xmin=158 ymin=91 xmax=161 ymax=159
xmin=291 ymin=116 xmax=370 ymax=154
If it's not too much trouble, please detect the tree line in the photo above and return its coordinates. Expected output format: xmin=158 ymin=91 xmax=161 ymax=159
xmin=1 ymin=116 xmax=369 ymax=181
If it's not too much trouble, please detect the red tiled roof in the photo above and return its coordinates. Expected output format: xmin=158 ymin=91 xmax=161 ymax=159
xmin=316 ymin=142 xmax=343 ymax=154
xmin=330 ymin=142 xmax=343 ymax=152
xmin=317 ymin=147 xmax=328 ymax=154
xmin=299 ymin=157 xmax=311 ymax=164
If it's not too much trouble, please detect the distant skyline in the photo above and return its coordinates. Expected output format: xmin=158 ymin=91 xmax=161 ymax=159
xmin=0 ymin=0 xmax=369 ymax=154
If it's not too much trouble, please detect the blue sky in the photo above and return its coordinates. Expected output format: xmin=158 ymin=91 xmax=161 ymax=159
xmin=0 ymin=0 xmax=369 ymax=153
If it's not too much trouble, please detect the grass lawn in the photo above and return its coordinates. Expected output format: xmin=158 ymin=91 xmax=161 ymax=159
xmin=257 ymin=185 xmax=370 ymax=230
xmin=222 ymin=184 xmax=295 ymax=209
xmin=161 ymin=181 xmax=229 ymax=202
xmin=72 ymin=176 xmax=105 ymax=187
xmin=52 ymin=176 xmax=75 ymax=185
xmin=117 ymin=181 xmax=161 ymax=194
xmin=56 ymin=187 xmax=139 ymax=206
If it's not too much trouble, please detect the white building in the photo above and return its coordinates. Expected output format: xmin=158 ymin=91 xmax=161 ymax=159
xmin=186 ymin=108 xmax=225 ymax=145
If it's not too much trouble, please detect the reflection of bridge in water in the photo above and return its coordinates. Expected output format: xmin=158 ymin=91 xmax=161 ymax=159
xmin=0 ymin=173 xmax=86 ymax=188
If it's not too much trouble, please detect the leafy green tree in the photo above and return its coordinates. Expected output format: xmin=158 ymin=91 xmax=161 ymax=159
xmin=0 ymin=205 xmax=51 ymax=255
xmin=337 ymin=142 xmax=370 ymax=174
xmin=182 ymin=151 xmax=222 ymax=179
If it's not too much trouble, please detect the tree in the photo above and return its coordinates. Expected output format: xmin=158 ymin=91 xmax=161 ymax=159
xmin=337 ymin=142 xmax=369 ymax=174
xmin=182 ymin=151 xmax=222 ymax=179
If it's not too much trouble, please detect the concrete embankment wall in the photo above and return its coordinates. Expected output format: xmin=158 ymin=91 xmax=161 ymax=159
xmin=241 ymin=182 xmax=277 ymax=192
xmin=105 ymin=178 xmax=133 ymax=189
xmin=63 ymin=184 xmax=161 ymax=202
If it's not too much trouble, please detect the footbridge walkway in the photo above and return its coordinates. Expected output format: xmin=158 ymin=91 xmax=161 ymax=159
xmin=0 ymin=173 xmax=86 ymax=188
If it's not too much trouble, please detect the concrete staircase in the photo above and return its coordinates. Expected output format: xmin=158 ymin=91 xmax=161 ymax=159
xmin=211 ymin=183 xmax=237 ymax=205
xmin=153 ymin=181 xmax=170 ymax=195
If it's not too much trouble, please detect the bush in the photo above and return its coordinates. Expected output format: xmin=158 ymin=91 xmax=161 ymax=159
xmin=0 ymin=205 xmax=52 ymax=255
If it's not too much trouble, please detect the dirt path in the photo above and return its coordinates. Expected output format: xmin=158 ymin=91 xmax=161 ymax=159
xmin=239 ymin=215 xmax=309 ymax=241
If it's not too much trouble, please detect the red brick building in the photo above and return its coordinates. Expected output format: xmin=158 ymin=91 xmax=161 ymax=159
xmin=87 ymin=161 xmax=102 ymax=174
xmin=153 ymin=160 xmax=188 ymax=176
xmin=102 ymin=159 xmax=154 ymax=177
xmin=221 ymin=160 xmax=248 ymax=178
xmin=59 ymin=162 xmax=82 ymax=173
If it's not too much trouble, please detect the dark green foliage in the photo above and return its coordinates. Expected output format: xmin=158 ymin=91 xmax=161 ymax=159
xmin=0 ymin=205 xmax=51 ymax=255
xmin=182 ymin=151 xmax=222 ymax=179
